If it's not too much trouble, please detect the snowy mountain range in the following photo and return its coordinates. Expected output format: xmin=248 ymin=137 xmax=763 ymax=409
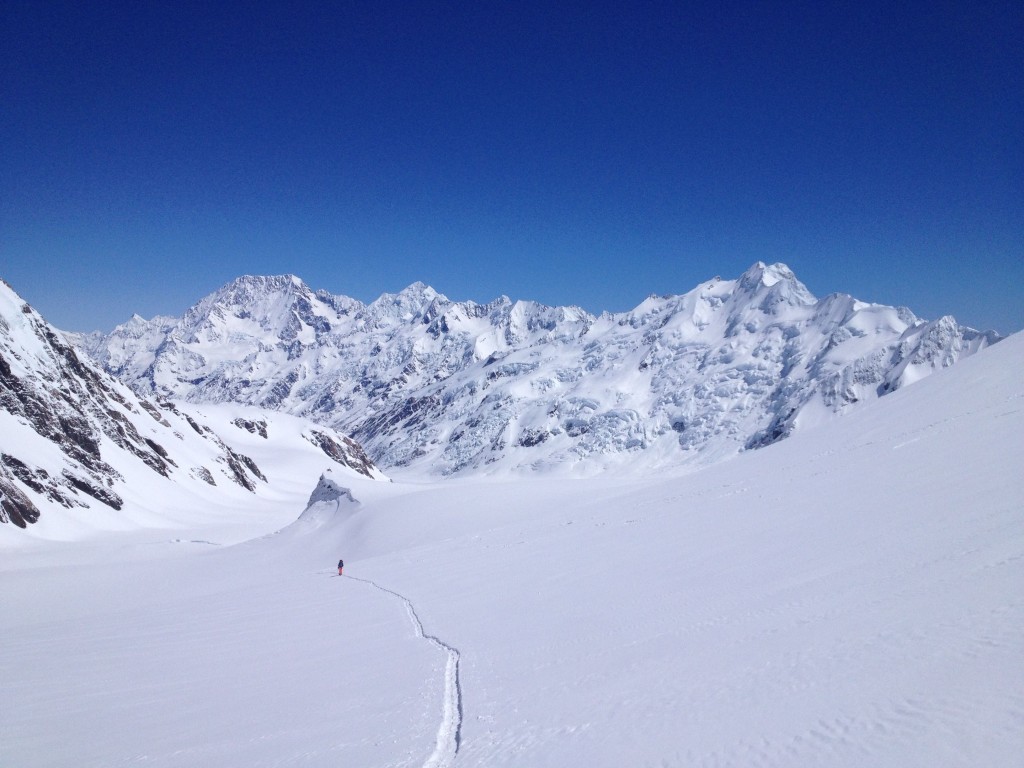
xmin=2 ymin=267 xmax=1020 ymax=765
xmin=4 ymin=299 xmax=1021 ymax=766
xmin=74 ymin=262 xmax=1000 ymax=476
xmin=0 ymin=279 xmax=384 ymax=530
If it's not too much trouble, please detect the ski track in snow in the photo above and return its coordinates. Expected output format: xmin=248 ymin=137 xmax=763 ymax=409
xmin=345 ymin=574 xmax=463 ymax=767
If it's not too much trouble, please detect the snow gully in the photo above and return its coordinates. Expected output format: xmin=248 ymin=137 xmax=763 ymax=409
xmin=345 ymin=575 xmax=463 ymax=766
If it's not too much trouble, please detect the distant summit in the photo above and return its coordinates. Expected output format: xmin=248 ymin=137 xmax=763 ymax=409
xmin=74 ymin=263 xmax=1001 ymax=476
xmin=734 ymin=261 xmax=817 ymax=310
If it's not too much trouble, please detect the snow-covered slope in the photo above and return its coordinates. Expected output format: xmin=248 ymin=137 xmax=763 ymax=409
xmin=0 ymin=278 xmax=385 ymax=535
xmin=78 ymin=264 xmax=999 ymax=476
xmin=2 ymin=327 xmax=1020 ymax=766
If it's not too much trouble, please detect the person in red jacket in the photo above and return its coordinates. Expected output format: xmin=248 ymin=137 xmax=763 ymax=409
xmin=337 ymin=559 xmax=344 ymax=576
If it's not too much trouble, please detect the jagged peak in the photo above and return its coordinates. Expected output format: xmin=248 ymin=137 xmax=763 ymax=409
xmin=367 ymin=283 xmax=449 ymax=324
xmin=401 ymin=279 xmax=431 ymax=293
xmin=305 ymin=470 xmax=357 ymax=507
xmin=214 ymin=274 xmax=310 ymax=299
xmin=373 ymin=281 xmax=444 ymax=302
xmin=737 ymin=261 xmax=794 ymax=289
xmin=397 ymin=281 xmax=444 ymax=304
xmin=485 ymin=295 xmax=514 ymax=312
xmin=734 ymin=261 xmax=815 ymax=308
xmin=176 ymin=274 xmax=321 ymax=332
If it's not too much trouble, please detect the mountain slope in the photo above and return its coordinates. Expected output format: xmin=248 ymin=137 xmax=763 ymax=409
xmin=2 ymin=327 xmax=1020 ymax=766
xmin=0 ymin=279 xmax=385 ymax=534
xmin=78 ymin=264 xmax=1000 ymax=476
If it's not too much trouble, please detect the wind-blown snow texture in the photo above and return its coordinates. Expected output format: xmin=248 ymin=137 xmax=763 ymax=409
xmin=0 ymin=278 xmax=385 ymax=532
xmin=2 ymin=328 xmax=1021 ymax=767
xmin=76 ymin=263 xmax=1000 ymax=475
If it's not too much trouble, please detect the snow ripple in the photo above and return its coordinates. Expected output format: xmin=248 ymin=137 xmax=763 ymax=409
xmin=346 ymin=575 xmax=463 ymax=766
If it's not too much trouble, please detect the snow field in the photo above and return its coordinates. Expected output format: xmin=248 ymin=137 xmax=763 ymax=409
xmin=2 ymin=533 xmax=446 ymax=767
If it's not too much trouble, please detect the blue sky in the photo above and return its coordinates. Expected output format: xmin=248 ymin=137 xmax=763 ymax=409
xmin=2 ymin=1 xmax=1021 ymax=333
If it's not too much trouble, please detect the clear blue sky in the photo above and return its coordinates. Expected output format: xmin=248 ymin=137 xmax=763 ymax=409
xmin=2 ymin=1 xmax=1021 ymax=333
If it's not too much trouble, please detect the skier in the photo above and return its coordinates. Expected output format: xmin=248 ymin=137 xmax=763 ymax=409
xmin=337 ymin=559 xmax=344 ymax=576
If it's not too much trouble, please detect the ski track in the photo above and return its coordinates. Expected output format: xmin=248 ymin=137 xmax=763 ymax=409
xmin=345 ymin=574 xmax=463 ymax=767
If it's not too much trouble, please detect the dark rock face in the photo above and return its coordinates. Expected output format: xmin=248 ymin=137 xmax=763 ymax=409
xmin=305 ymin=430 xmax=378 ymax=478
xmin=0 ymin=280 xmax=272 ymax=527
xmin=2 ymin=454 xmax=82 ymax=509
xmin=0 ymin=466 xmax=41 ymax=527
xmin=517 ymin=429 xmax=549 ymax=448
xmin=232 ymin=418 xmax=269 ymax=439
xmin=217 ymin=443 xmax=267 ymax=491
xmin=61 ymin=470 xmax=123 ymax=510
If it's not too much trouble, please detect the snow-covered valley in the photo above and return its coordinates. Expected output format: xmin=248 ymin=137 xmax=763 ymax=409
xmin=3 ymin=323 xmax=1021 ymax=766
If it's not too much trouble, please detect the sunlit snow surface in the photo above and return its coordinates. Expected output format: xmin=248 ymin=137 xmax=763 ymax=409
xmin=2 ymin=334 xmax=1022 ymax=767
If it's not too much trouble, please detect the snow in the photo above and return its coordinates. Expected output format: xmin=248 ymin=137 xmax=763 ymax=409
xmin=2 ymin=332 xmax=1022 ymax=766
xmin=76 ymin=264 xmax=1001 ymax=477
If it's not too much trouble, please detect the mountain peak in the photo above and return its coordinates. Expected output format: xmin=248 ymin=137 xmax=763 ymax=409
xmin=365 ymin=283 xmax=447 ymax=325
xmin=216 ymin=274 xmax=308 ymax=300
xmin=738 ymin=261 xmax=794 ymax=288
xmin=735 ymin=261 xmax=815 ymax=308
xmin=396 ymin=281 xmax=441 ymax=301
